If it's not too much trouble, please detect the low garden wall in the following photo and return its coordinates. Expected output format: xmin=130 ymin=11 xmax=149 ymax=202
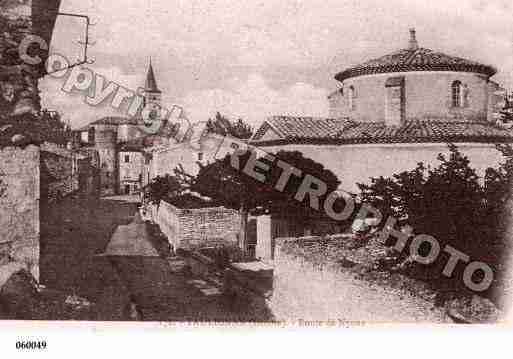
xmin=149 ymin=200 xmax=241 ymax=251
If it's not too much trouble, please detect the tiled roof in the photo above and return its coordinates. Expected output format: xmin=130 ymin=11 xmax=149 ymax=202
xmin=74 ymin=117 xmax=146 ymax=130
xmin=336 ymin=120 xmax=512 ymax=144
xmin=118 ymin=134 xmax=168 ymax=151
xmin=253 ymin=116 xmax=352 ymax=140
xmin=335 ymin=47 xmax=496 ymax=82
xmin=92 ymin=116 xmax=145 ymax=126
xmin=251 ymin=117 xmax=513 ymax=146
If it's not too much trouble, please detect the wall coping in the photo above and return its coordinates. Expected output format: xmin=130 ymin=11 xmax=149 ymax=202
xmin=159 ymin=199 xmax=239 ymax=215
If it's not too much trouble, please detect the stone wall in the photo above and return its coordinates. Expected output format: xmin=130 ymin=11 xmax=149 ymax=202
xmin=269 ymin=237 xmax=451 ymax=323
xmin=1 ymin=1 xmax=62 ymax=289
xmin=76 ymin=149 xmax=100 ymax=197
xmin=0 ymin=145 xmax=40 ymax=281
xmin=152 ymin=201 xmax=241 ymax=251
xmin=40 ymin=143 xmax=76 ymax=202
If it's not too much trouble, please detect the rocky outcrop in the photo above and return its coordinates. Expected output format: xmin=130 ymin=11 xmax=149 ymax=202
xmin=446 ymin=295 xmax=502 ymax=323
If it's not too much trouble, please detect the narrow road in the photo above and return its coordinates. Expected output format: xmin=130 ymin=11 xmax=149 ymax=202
xmin=41 ymin=196 xmax=272 ymax=322
xmin=40 ymin=196 xmax=137 ymax=320
xmin=105 ymin=212 xmax=270 ymax=322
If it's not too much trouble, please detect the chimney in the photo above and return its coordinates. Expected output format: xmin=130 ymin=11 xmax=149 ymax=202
xmin=408 ymin=28 xmax=419 ymax=50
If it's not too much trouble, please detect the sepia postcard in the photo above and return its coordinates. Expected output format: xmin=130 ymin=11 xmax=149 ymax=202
xmin=1 ymin=0 xmax=513 ymax=353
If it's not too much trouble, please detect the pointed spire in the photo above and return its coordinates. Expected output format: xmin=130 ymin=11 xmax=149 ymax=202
xmin=408 ymin=28 xmax=419 ymax=51
xmin=145 ymin=58 xmax=161 ymax=93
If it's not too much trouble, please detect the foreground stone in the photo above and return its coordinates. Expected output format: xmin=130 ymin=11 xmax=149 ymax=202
xmin=0 ymin=267 xmax=39 ymax=319
xmin=446 ymin=295 xmax=503 ymax=323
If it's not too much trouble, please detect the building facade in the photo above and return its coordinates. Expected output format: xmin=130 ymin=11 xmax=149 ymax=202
xmin=118 ymin=147 xmax=144 ymax=195
xmin=144 ymin=132 xmax=244 ymax=185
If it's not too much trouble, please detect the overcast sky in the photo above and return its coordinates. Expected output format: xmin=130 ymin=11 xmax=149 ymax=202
xmin=40 ymin=0 xmax=513 ymax=129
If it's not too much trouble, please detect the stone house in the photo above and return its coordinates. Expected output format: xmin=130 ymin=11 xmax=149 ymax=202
xmin=250 ymin=29 xmax=513 ymax=261
xmin=144 ymin=133 xmax=222 ymax=181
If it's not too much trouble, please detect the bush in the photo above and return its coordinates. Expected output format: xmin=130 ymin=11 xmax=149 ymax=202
xmin=144 ymin=174 xmax=183 ymax=205
xmin=358 ymin=144 xmax=513 ymax=299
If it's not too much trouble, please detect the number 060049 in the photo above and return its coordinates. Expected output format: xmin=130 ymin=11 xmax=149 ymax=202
xmin=16 ymin=341 xmax=47 ymax=350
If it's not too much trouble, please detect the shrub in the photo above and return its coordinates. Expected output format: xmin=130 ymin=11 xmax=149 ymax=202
xmin=358 ymin=144 xmax=513 ymax=300
xmin=144 ymin=174 xmax=183 ymax=205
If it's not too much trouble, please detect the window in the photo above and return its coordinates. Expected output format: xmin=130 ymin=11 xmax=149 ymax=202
xmin=124 ymin=154 xmax=130 ymax=163
xmin=198 ymin=152 xmax=203 ymax=161
xmin=452 ymin=81 xmax=464 ymax=108
xmin=348 ymin=85 xmax=356 ymax=111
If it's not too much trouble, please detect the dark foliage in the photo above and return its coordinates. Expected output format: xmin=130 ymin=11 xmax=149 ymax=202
xmin=166 ymin=193 xmax=214 ymax=209
xmin=144 ymin=174 xmax=183 ymax=205
xmin=358 ymin=144 xmax=513 ymax=298
xmin=0 ymin=110 xmax=71 ymax=148
xmin=498 ymin=94 xmax=513 ymax=123
xmin=206 ymin=112 xmax=253 ymax=139
xmin=189 ymin=150 xmax=340 ymax=220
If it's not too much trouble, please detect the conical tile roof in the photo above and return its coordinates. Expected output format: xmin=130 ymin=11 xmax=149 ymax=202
xmin=335 ymin=30 xmax=496 ymax=82
xmin=145 ymin=59 xmax=161 ymax=93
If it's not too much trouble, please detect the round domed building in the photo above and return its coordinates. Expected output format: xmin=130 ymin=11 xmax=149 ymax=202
xmin=329 ymin=29 xmax=500 ymax=124
xmin=251 ymin=29 xmax=513 ymax=193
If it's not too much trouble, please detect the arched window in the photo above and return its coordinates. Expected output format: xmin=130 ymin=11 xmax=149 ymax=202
xmin=348 ymin=86 xmax=356 ymax=111
xmin=452 ymin=81 xmax=463 ymax=107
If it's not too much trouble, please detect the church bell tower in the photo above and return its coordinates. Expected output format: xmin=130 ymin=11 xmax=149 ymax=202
xmin=143 ymin=58 xmax=162 ymax=121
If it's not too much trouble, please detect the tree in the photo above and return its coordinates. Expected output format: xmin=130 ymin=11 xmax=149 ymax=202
xmin=1 ymin=110 xmax=71 ymax=148
xmin=206 ymin=112 xmax=253 ymax=139
xmin=498 ymin=93 xmax=513 ymax=124
xmin=358 ymin=144 xmax=513 ymax=298
xmin=145 ymin=174 xmax=183 ymax=205
xmin=189 ymin=149 xmax=341 ymax=252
